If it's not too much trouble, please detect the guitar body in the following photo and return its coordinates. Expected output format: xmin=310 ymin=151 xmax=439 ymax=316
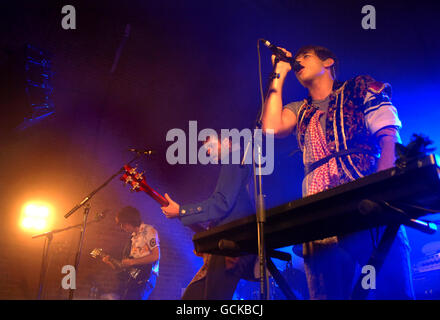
xmin=90 ymin=248 xmax=153 ymax=299
xmin=116 ymin=264 xmax=153 ymax=300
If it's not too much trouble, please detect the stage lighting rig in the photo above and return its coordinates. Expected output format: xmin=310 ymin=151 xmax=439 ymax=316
xmin=17 ymin=44 xmax=54 ymax=130
xmin=0 ymin=44 xmax=54 ymax=133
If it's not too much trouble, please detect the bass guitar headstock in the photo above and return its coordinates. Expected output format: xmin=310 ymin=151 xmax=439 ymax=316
xmin=120 ymin=164 xmax=169 ymax=207
xmin=120 ymin=164 xmax=146 ymax=192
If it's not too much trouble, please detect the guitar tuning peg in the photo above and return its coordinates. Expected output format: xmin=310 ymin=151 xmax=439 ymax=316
xmin=135 ymin=171 xmax=144 ymax=180
xmin=131 ymin=182 xmax=140 ymax=191
xmin=129 ymin=166 xmax=137 ymax=175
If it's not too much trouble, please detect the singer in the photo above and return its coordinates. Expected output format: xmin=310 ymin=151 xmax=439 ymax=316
xmin=261 ymin=44 xmax=414 ymax=299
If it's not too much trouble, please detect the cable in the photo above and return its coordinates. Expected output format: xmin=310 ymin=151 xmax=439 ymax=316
xmin=399 ymin=203 xmax=440 ymax=214
xmin=383 ymin=201 xmax=440 ymax=225
xmin=257 ymin=39 xmax=265 ymax=113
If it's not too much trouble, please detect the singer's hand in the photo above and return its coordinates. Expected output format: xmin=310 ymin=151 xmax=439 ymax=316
xmin=271 ymin=47 xmax=292 ymax=75
xmin=161 ymin=193 xmax=180 ymax=219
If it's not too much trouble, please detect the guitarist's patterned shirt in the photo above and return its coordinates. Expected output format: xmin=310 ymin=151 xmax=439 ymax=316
xmin=130 ymin=223 xmax=160 ymax=275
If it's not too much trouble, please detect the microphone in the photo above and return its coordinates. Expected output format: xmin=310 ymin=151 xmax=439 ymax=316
xmin=128 ymin=148 xmax=155 ymax=156
xmin=261 ymin=39 xmax=304 ymax=72
xmin=261 ymin=39 xmax=294 ymax=63
xmin=292 ymin=60 xmax=305 ymax=73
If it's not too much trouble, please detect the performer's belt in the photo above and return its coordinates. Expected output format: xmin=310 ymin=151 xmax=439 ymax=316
xmin=304 ymin=148 xmax=378 ymax=176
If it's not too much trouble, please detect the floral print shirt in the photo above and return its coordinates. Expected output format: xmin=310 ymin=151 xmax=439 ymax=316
xmin=130 ymin=223 xmax=160 ymax=275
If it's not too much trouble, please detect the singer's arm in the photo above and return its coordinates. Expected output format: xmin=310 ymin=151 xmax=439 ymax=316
xmin=376 ymin=126 xmax=400 ymax=172
xmin=261 ymin=51 xmax=297 ymax=137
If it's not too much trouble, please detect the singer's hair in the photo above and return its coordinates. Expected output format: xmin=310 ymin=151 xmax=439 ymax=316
xmin=294 ymin=45 xmax=338 ymax=79
xmin=116 ymin=206 xmax=142 ymax=227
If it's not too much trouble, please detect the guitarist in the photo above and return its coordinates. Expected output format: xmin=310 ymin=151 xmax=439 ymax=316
xmin=102 ymin=206 xmax=160 ymax=300
xmin=161 ymin=136 xmax=257 ymax=300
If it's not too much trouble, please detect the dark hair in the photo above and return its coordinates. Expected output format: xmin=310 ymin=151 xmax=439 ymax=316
xmin=294 ymin=45 xmax=338 ymax=79
xmin=116 ymin=206 xmax=142 ymax=227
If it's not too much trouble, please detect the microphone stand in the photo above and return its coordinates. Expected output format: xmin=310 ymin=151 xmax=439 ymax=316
xmin=241 ymin=57 xmax=281 ymax=300
xmin=63 ymin=154 xmax=140 ymax=219
xmin=68 ymin=203 xmax=90 ymax=300
xmin=62 ymin=153 xmax=141 ymax=300
xmin=34 ymin=231 xmax=52 ymax=300
xmin=32 ymin=212 xmax=106 ymax=300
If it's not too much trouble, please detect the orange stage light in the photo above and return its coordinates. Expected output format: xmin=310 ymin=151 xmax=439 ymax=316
xmin=20 ymin=202 xmax=53 ymax=232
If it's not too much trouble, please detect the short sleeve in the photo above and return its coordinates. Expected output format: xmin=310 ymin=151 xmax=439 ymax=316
xmin=130 ymin=224 xmax=159 ymax=258
xmin=284 ymin=100 xmax=304 ymax=117
xmin=145 ymin=226 xmax=159 ymax=250
xmin=363 ymin=88 xmax=402 ymax=134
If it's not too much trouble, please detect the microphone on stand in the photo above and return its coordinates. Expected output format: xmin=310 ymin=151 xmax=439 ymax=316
xmin=128 ymin=148 xmax=155 ymax=156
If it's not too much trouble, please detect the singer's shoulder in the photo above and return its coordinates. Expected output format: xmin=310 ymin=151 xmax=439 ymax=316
xmin=284 ymin=99 xmax=307 ymax=116
xmin=350 ymin=75 xmax=392 ymax=97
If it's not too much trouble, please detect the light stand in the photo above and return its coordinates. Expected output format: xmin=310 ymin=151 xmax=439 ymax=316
xmin=35 ymin=232 xmax=53 ymax=300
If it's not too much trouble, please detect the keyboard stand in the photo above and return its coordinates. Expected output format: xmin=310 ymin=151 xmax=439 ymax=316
xmin=351 ymin=203 xmax=437 ymax=299
xmin=266 ymin=257 xmax=299 ymax=300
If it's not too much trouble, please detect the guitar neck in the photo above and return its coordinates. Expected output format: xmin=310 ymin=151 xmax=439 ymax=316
xmin=142 ymin=184 xmax=169 ymax=207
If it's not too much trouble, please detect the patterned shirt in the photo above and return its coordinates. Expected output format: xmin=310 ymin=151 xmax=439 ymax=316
xmin=284 ymin=77 xmax=402 ymax=195
xmin=284 ymin=90 xmax=401 ymax=137
xmin=130 ymin=223 xmax=160 ymax=275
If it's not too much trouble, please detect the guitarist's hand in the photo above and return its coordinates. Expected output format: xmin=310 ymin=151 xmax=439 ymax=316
xmin=102 ymin=255 xmax=116 ymax=270
xmin=161 ymin=193 xmax=180 ymax=219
